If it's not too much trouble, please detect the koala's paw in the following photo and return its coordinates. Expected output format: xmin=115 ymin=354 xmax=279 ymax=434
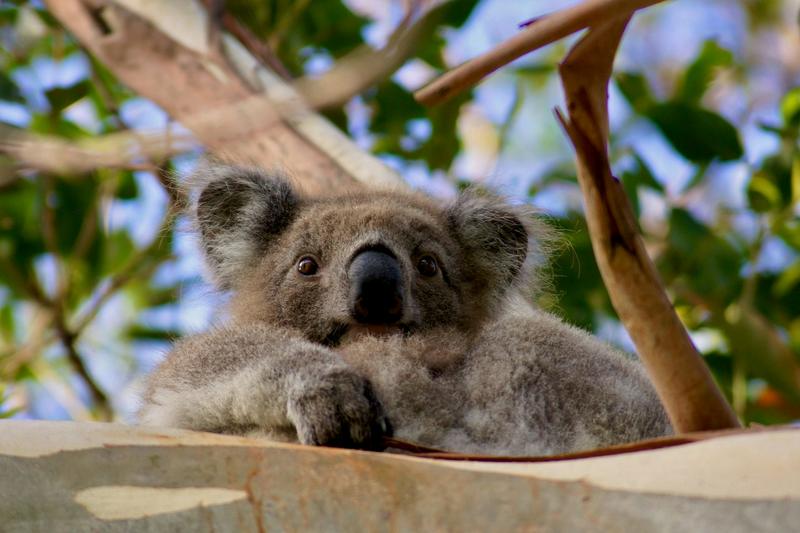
xmin=287 ymin=369 xmax=391 ymax=451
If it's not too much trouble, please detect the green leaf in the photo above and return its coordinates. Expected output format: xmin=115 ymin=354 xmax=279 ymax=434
xmin=667 ymin=208 xmax=708 ymax=256
xmin=144 ymin=285 xmax=181 ymax=307
xmin=415 ymin=91 xmax=469 ymax=170
xmin=0 ymin=71 xmax=24 ymax=103
xmin=44 ymin=80 xmax=90 ymax=113
xmin=416 ymin=33 xmax=448 ymax=70
xmin=368 ymin=81 xmax=426 ymax=157
xmin=543 ymin=215 xmax=615 ymax=331
xmin=662 ymin=208 xmax=744 ymax=302
xmin=747 ymin=171 xmax=782 ymax=213
xmin=0 ymin=180 xmax=43 ymax=290
xmin=792 ymin=155 xmax=800 ymax=206
xmin=677 ymin=40 xmax=734 ymax=104
xmin=436 ymin=0 xmax=481 ymax=28
xmin=777 ymin=219 xmax=800 ymax=251
xmin=28 ymin=114 xmax=89 ymax=139
xmin=117 ymin=173 xmax=138 ymax=200
xmin=774 ymin=259 xmax=800 ymax=296
xmin=615 ymin=72 xmax=653 ymax=113
xmin=625 ymin=153 xmax=663 ymax=191
xmin=756 ymin=154 xmax=793 ymax=208
xmin=101 ymin=230 xmax=135 ymax=276
xmin=646 ymin=102 xmax=743 ymax=162
xmin=780 ymin=87 xmax=800 ymax=128
xmin=95 ymin=168 xmax=139 ymax=200
xmin=0 ymin=6 xmax=18 ymax=25
xmin=619 ymin=153 xmax=664 ymax=218
xmin=514 ymin=64 xmax=555 ymax=77
xmin=126 ymin=324 xmax=180 ymax=342
xmin=52 ymin=176 xmax=97 ymax=255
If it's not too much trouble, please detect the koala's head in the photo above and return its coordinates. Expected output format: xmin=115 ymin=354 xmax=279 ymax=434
xmin=193 ymin=163 xmax=543 ymax=345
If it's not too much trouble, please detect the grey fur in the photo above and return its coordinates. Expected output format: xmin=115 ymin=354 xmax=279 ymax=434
xmin=139 ymin=163 xmax=671 ymax=455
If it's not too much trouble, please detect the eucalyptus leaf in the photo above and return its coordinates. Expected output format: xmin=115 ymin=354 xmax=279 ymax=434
xmin=780 ymin=87 xmax=800 ymax=128
xmin=646 ymin=102 xmax=743 ymax=162
xmin=45 ymin=80 xmax=91 ymax=113
xmin=615 ymin=72 xmax=653 ymax=112
xmin=677 ymin=40 xmax=734 ymax=104
xmin=0 ymin=71 xmax=24 ymax=103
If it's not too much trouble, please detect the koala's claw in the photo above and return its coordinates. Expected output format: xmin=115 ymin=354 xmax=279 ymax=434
xmin=287 ymin=370 xmax=391 ymax=451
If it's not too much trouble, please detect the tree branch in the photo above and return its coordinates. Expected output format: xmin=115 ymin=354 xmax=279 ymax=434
xmin=44 ymin=0 xmax=404 ymax=194
xmin=415 ymin=0 xmax=668 ymax=107
xmin=53 ymin=311 xmax=112 ymax=421
xmin=556 ymin=17 xmax=739 ymax=431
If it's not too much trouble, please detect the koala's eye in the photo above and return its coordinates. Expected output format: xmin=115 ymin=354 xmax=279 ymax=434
xmin=297 ymin=256 xmax=319 ymax=276
xmin=417 ymin=256 xmax=438 ymax=277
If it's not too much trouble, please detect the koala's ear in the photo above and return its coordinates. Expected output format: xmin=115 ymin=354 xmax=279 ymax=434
xmin=192 ymin=163 xmax=299 ymax=289
xmin=446 ymin=190 xmax=531 ymax=288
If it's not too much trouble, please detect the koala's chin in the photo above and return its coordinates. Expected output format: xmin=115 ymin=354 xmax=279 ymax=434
xmin=138 ymin=162 xmax=672 ymax=456
xmin=338 ymin=324 xmax=406 ymax=346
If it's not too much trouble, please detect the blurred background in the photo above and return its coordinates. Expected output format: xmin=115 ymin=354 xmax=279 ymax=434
xmin=0 ymin=0 xmax=798 ymax=426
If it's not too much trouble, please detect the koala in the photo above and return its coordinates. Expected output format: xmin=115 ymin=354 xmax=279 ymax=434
xmin=139 ymin=162 xmax=671 ymax=456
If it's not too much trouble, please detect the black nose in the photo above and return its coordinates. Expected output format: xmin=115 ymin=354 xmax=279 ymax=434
xmin=348 ymin=248 xmax=404 ymax=324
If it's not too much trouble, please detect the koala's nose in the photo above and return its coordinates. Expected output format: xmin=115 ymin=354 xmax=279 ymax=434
xmin=348 ymin=248 xmax=404 ymax=325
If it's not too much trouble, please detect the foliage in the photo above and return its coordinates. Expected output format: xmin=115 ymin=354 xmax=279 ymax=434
xmin=0 ymin=0 xmax=798 ymax=426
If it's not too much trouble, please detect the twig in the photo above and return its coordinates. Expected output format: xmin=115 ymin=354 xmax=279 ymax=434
xmin=0 ymin=256 xmax=50 ymax=307
xmin=72 ymin=180 xmax=104 ymax=261
xmin=415 ymin=0 xmax=668 ymax=106
xmin=53 ymin=310 xmax=111 ymax=421
xmin=556 ymin=17 xmax=739 ymax=431
xmin=279 ymin=0 xmax=432 ymax=111
xmin=202 ymin=0 xmax=292 ymax=79
xmin=41 ymin=175 xmax=72 ymax=304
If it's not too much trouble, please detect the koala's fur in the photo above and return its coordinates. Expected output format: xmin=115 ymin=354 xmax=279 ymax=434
xmin=139 ymin=163 xmax=671 ymax=455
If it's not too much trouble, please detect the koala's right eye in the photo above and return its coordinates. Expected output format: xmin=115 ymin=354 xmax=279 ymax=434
xmin=297 ymin=257 xmax=319 ymax=276
xmin=417 ymin=256 xmax=438 ymax=277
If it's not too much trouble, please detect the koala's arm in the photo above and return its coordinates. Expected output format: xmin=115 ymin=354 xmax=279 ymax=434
xmin=466 ymin=309 xmax=672 ymax=454
xmin=139 ymin=324 xmax=388 ymax=448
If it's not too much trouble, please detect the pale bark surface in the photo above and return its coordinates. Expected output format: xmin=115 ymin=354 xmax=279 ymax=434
xmin=1 ymin=421 xmax=798 ymax=532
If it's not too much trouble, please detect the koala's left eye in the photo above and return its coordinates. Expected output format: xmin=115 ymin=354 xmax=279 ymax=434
xmin=297 ymin=257 xmax=319 ymax=276
xmin=417 ymin=256 xmax=438 ymax=277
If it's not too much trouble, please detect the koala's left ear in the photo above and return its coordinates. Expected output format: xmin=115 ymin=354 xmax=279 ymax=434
xmin=191 ymin=162 xmax=299 ymax=289
xmin=446 ymin=191 xmax=531 ymax=288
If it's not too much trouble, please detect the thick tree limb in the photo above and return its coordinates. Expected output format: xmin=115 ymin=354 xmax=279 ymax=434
xmin=44 ymin=0 xmax=404 ymax=195
xmin=2 ymin=421 xmax=798 ymax=530
xmin=415 ymin=0 xmax=668 ymax=106
xmin=556 ymin=18 xmax=740 ymax=431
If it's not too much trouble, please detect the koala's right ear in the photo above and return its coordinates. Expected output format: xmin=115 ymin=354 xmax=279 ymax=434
xmin=191 ymin=163 xmax=299 ymax=289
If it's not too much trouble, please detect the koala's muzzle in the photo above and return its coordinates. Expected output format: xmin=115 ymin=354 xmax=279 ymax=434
xmin=348 ymin=248 xmax=404 ymax=325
